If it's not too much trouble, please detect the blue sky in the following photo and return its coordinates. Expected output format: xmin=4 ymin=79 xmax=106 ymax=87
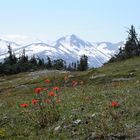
xmin=0 ymin=0 xmax=140 ymax=44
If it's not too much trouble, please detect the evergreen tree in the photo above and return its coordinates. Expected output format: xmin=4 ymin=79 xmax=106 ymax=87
xmin=8 ymin=45 xmax=12 ymax=58
xmin=18 ymin=49 xmax=28 ymax=64
xmin=0 ymin=62 xmax=3 ymax=74
xmin=29 ymin=55 xmax=37 ymax=65
xmin=38 ymin=58 xmax=44 ymax=67
xmin=124 ymin=25 xmax=139 ymax=57
xmin=78 ymin=55 xmax=88 ymax=71
xmin=53 ymin=59 xmax=66 ymax=70
xmin=46 ymin=57 xmax=52 ymax=69
xmin=4 ymin=45 xmax=18 ymax=65
xmin=12 ymin=53 xmax=18 ymax=64
xmin=74 ymin=62 xmax=77 ymax=70
xmin=109 ymin=25 xmax=140 ymax=63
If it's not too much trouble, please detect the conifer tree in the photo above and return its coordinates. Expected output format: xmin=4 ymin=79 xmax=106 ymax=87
xmin=53 ymin=59 xmax=65 ymax=70
xmin=29 ymin=55 xmax=37 ymax=65
xmin=46 ymin=57 xmax=52 ymax=69
xmin=4 ymin=45 xmax=17 ymax=65
xmin=78 ymin=55 xmax=88 ymax=71
xmin=18 ymin=49 xmax=28 ymax=64
xmin=109 ymin=25 xmax=140 ymax=63
xmin=38 ymin=58 xmax=44 ymax=66
xmin=124 ymin=25 xmax=139 ymax=57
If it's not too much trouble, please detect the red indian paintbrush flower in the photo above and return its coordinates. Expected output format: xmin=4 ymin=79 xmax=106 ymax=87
xmin=45 ymin=79 xmax=50 ymax=83
xmin=32 ymin=99 xmax=38 ymax=105
xmin=48 ymin=91 xmax=57 ymax=97
xmin=35 ymin=88 xmax=42 ymax=94
xmin=20 ymin=103 xmax=29 ymax=107
xmin=111 ymin=101 xmax=120 ymax=107
xmin=53 ymin=86 xmax=60 ymax=91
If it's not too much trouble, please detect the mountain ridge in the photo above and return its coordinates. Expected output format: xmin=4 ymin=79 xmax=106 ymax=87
xmin=0 ymin=34 xmax=124 ymax=67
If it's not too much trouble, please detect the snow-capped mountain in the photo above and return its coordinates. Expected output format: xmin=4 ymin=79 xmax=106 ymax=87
xmin=0 ymin=34 xmax=123 ymax=67
xmin=0 ymin=39 xmax=21 ymax=55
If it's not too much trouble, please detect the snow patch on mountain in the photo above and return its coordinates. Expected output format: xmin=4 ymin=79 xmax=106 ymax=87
xmin=0 ymin=35 xmax=124 ymax=67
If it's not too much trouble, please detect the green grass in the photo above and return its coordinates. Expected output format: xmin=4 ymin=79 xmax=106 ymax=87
xmin=0 ymin=57 xmax=140 ymax=139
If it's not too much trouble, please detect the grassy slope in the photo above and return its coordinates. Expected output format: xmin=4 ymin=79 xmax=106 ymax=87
xmin=0 ymin=57 xmax=140 ymax=139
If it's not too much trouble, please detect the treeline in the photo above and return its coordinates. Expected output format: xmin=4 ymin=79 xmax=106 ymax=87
xmin=109 ymin=25 xmax=140 ymax=63
xmin=0 ymin=45 xmax=88 ymax=75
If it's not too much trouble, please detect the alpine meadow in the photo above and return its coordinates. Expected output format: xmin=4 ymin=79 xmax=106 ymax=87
xmin=0 ymin=0 xmax=140 ymax=139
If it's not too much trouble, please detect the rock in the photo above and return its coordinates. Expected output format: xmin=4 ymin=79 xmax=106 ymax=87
xmin=129 ymin=72 xmax=134 ymax=76
xmin=15 ymin=84 xmax=27 ymax=89
xmin=91 ymin=113 xmax=96 ymax=118
xmin=127 ymin=90 xmax=130 ymax=93
xmin=68 ymin=75 xmax=74 ymax=78
xmin=54 ymin=126 xmax=61 ymax=131
xmin=112 ymin=77 xmax=134 ymax=82
xmin=73 ymin=119 xmax=81 ymax=125
xmin=90 ymin=74 xmax=106 ymax=79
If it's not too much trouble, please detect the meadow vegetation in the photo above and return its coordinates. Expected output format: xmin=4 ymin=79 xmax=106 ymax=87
xmin=0 ymin=57 xmax=140 ymax=139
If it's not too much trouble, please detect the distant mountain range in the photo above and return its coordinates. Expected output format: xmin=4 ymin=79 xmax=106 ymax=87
xmin=0 ymin=34 xmax=123 ymax=67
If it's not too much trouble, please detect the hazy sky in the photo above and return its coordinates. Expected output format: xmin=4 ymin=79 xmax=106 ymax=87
xmin=0 ymin=0 xmax=140 ymax=44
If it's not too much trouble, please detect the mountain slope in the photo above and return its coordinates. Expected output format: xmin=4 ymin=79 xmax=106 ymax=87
xmin=0 ymin=35 xmax=123 ymax=67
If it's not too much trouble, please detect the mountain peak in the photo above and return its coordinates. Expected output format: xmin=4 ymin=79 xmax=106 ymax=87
xmin=55 ymin=34 xmax=92 ymax=47
xmin=69 ymin=34 xmax=79 ymax=39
